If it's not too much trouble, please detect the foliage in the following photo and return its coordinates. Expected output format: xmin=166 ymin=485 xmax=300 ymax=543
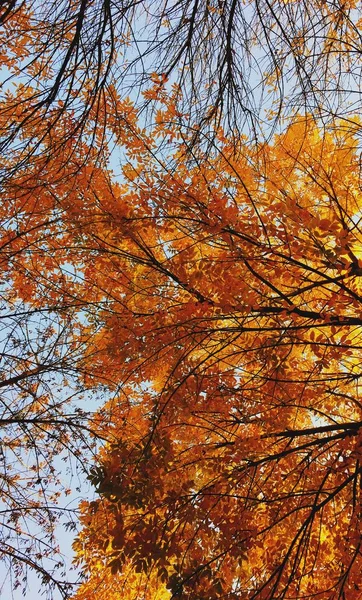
xmin=1 ymin=0 xmax=362 ymax=156
xmin=1 ymin=1 xmax=362 ymax=599
xmin=0 ymin=92 xmax=115 ymax=595
xmin=66 ymin=112 xmax=362 ymax=599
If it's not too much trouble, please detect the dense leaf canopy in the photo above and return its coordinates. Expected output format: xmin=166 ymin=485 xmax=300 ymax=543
xmin=71 ymin=115 xmax=362 ymax=599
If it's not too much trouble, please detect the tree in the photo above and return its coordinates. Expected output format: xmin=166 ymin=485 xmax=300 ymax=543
xmin=1 ymin=2 xmax=362 ymax=599
xmin=1 ymin=0 xmax=362 ymax=165
xmin=66 ymin=109 xmax=362 ymax=599
xmin=0 ymin=92 xmax=119 ymax=595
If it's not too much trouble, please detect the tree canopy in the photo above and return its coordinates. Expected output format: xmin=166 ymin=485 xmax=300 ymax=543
xmin=72 ymin=113 xmax=362 ymax=599
xmin=1 ymin=0 xmax=362 ymax=155
xmin=0 ymin=1 xmax=362 ymax=599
